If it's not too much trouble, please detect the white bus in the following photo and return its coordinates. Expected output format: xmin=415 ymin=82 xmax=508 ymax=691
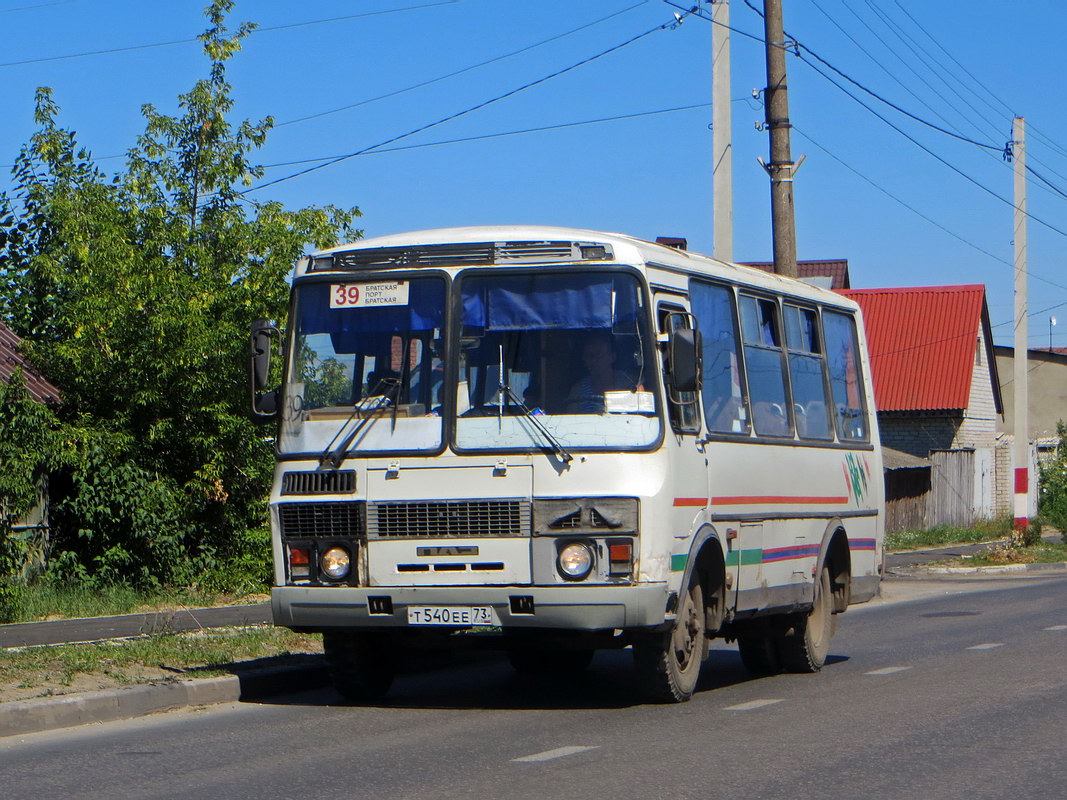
xmin=250 ymin=226 xmax=884 ymax=703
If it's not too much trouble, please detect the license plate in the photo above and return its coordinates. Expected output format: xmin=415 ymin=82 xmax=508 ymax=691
xmin=407 ymin=606 xmax=493 ymax=626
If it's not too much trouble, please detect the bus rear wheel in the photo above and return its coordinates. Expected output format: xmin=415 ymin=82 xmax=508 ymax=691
xmin=633 ymin=578 xmax=705 ymax=703
xmin=322 ymin=631 xmax=398 ymax=702
xmin=776 ymin=565 xmax=834 ymax=673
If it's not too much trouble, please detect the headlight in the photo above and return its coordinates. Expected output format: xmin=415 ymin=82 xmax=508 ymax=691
xmin=557 ymin=542 xmax=593 ymax=580
xmin=321 ymin=546 xmax=351 ymax=580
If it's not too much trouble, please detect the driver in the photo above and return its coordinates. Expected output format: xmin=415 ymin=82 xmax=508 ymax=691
xmin=565 ymin=335 xmax=637 ymax=412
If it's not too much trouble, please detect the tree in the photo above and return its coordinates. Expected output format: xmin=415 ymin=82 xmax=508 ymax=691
xmin=0 ymin=0 xmax=360 ymax=589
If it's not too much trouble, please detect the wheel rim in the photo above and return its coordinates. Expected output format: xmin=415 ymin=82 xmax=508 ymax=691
xmin=808 ymin=570 xmax=830 ymax=653
xmin=672 ymin=588 xmax=702 ymax=670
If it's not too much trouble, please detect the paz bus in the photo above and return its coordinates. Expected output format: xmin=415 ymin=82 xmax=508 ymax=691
xmin=249 ymin=225 xmax=884 ymax=703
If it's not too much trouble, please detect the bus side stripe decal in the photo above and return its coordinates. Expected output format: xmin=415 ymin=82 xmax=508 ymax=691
xmin=725 ymin=549 xmax=763 ymax=567
xmin=673 ymin=498 xmax=708 ymax=507
xmin=849 ymin=538 xmax=877 ymax=550
xmin=712 ymin=495 xmax=849 ymax=506
xmin=761 ymin=545 xmax=821 ymax=563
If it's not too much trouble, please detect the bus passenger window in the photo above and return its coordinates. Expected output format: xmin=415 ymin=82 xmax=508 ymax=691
xmin=784 ymin=305 xmax=833 ymax=440
xmin=689 ymin=281 xmax=749 ymax=435
xmin=824 ymin=310 xmax=869 ymax=441
xmin=739 ymin=295 xmax=793 ymax=438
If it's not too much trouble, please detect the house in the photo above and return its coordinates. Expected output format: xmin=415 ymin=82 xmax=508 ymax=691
xmin=0 ymin=321 xmax=61 ymax=406
xmin=743 ymin=259 xmax=851 ymax=290
xmin=839 ymin=285 xmax=1005 ymax=526
xmin=993 ymin=345 xmax=1067 ymax=442
xmin=650 ymin=239 xmax=851 ymax=291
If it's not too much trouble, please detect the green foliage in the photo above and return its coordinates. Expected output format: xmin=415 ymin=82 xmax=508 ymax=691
xmin=0 ymin=0 xmax=360 ymax=591
xmin=0 ymin=370 xmax=63 ymax=609
xmin=1038 ymin=421 xmax=1067 ymax=539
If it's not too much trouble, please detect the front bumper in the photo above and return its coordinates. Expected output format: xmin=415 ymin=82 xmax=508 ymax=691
xmin=272 ymin=583 xmax=670 ymax=631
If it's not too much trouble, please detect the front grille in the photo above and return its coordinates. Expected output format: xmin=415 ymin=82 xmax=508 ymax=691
xmin=278 ymin=502 xmax=364 ymax=537
xmin=281 ymin=470 xmax=355 ymax=495
xmin=368 ymin=500 xmax=530 ymax=538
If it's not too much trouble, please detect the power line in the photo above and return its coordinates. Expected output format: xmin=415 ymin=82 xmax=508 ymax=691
xmin=792 ymin=122 xmax=1067 ymax=298
xmin=241 ymin=11 xmax=693 ymax=195
xmin=0 ymin=0 xmax=75 ymax=12
xmin=815 ymin=0 xmax=1067 ymax=206
xmin=262 ymin=103 xmax=711 ymax=168
xmin=0 ymin=0 xmax=461 ymax=69
xmin=276 ymin=1 xmax=650 ymax=128
xmin=889 ymin=0 xmax=1067 ymax=162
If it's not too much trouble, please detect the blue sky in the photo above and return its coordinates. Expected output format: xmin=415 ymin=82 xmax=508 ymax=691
xmin=2 ymin=0 xmax=1065 ymax=347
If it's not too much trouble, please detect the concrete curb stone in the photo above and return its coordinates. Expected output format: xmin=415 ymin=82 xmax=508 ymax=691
xmin=0 ymin=663 xmax=328 ymax=739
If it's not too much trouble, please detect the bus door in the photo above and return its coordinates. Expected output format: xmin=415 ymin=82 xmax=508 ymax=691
xmin=657 ymin=299 xmax=710 ymax=547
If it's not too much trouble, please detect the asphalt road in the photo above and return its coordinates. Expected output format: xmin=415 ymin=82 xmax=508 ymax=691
xmin=2 ymin=575 xmax=1064 ymax=800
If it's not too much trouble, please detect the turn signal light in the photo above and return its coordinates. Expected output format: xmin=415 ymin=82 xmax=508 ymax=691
xmin=608 ymin=540 xmax=633 ymax=576
xmin=288 ymin=546 xmax=311 ymax=580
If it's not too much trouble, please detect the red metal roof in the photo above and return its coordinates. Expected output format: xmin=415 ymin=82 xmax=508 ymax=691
xmin=742 ymin=259 xmax=851 ymax=289
xmin=0 ymin=322 xmax=62 ymax=405
xmin=838 ymin=285 xmax=990 ymax=412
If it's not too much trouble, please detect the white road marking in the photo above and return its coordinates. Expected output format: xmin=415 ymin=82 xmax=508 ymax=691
xmin=1044 ymin=625 xmax=1067 ymax=631
xmin=966 ymin=642 xmax=1004 ymax=650
xmin=724 ymin=699 xmax=784 ymax=711
xmin=512 ymin=746 xmax=599 ymax=763
xmin=865 ymin=666 xmax=912 ymax=675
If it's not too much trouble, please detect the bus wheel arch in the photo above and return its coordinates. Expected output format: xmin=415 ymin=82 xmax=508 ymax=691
xmin=820 ymin=523 xmax=852 ymax=614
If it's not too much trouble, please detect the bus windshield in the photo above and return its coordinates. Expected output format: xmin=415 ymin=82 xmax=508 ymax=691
xmin=280 ymin=277 xmax=446 ymax=455
xmin=455 ymin=271 xmax=660 ymax=451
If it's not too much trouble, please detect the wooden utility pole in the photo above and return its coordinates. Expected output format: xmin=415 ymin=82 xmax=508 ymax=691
xmin=1012 ymin=116 xmax=1029 ymax=543
xmin=761 ymin=0 xmax=797 ymax=277
xmin=712 ymin=0 xmax=733 ymax=263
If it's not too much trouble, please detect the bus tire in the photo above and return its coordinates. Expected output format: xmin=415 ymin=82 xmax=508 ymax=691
xmin=507 ymin=647 xmax=595 ymax=675
xmin=776 ymin=565 xmax=834 ymax=673
xmin=633 ymin=577 xmax=705 ymax=703
xmin=322 ymin=631 xmax=397 ymax=702
xmin=737 ymin=635 xmax=782 ymax=676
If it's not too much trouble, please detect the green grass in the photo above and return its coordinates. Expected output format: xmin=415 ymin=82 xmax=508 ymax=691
xmin=0 ymin=626 xmax=320 ymax=694
xmin=961 ymin=541 xmax=1067 ymax=567
xmin=2 ymin=583 xmax=261 ymax=624
xmin=885 ymin=518 xmax=1013 ymax=552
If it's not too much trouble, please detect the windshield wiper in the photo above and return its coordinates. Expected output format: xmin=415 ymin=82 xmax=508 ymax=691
xmin=498 ymin=382 xmax=573 ymax=465
xmin=319 ymin=377 xmax=400 ymax=469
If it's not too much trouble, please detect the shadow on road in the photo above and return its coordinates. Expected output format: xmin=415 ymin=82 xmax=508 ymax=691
xmin=250 ymin=647 xmax=849 ymax=712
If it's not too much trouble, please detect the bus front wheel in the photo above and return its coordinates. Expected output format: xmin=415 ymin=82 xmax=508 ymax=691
xmin=322 ymin=631 xmax=398 ymax=702
xmin=633 ymin=578 xmax=705 ymax=703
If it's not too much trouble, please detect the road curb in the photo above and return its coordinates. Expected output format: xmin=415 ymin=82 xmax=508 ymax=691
xmin=887 ymin=561 xmax=1067 ymax=578
xmin=0 ymin=663 xmax=328 ymax=739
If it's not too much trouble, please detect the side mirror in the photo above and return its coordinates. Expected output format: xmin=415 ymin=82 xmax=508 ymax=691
xmin=668 ymin=327 xmax=702 ymax=394
xmin=250 ymin=319 xmax=280 ymax=422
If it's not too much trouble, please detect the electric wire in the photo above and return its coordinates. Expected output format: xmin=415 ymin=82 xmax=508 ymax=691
xmin=0 ymin=0 xmax=461 ymax=69
xmin=276 ymin=1 xmax=651 ymax=128
xmin=737 ymin=0 xmax=1003 ymax=152
xmin=262 ymin=103 xmax=711 ymax=169
xmin=857 ymin=0 xmax=1007 ymax=147
xmin=814 ymin=0 xmax=1067 ymax=205
xmin=858 ymin=0 xmax=1067 ymax=193
xmin=240 ymin=11 xmax=693 ymax=195
xmin=889 ymin=0 xmax=1067 ymax=162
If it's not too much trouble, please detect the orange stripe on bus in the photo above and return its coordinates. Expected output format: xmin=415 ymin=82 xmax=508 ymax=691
xmin=673 ymin=497 xmax=709 ymax=507
xmin=711 ymin=495 xmax=849 ymax=506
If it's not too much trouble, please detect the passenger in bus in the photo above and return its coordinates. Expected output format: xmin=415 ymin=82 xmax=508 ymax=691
xmin=564 ymin=335 xmax=637 ymax=413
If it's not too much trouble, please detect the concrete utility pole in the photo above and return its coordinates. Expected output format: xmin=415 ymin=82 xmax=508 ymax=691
xmin=712 ymin=0 xmax=733 ymax=263
xmin=761 ymin=0 xmax=798 ymax=277
xmin=1012 ymin=116 xmax=1029 ymax=543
